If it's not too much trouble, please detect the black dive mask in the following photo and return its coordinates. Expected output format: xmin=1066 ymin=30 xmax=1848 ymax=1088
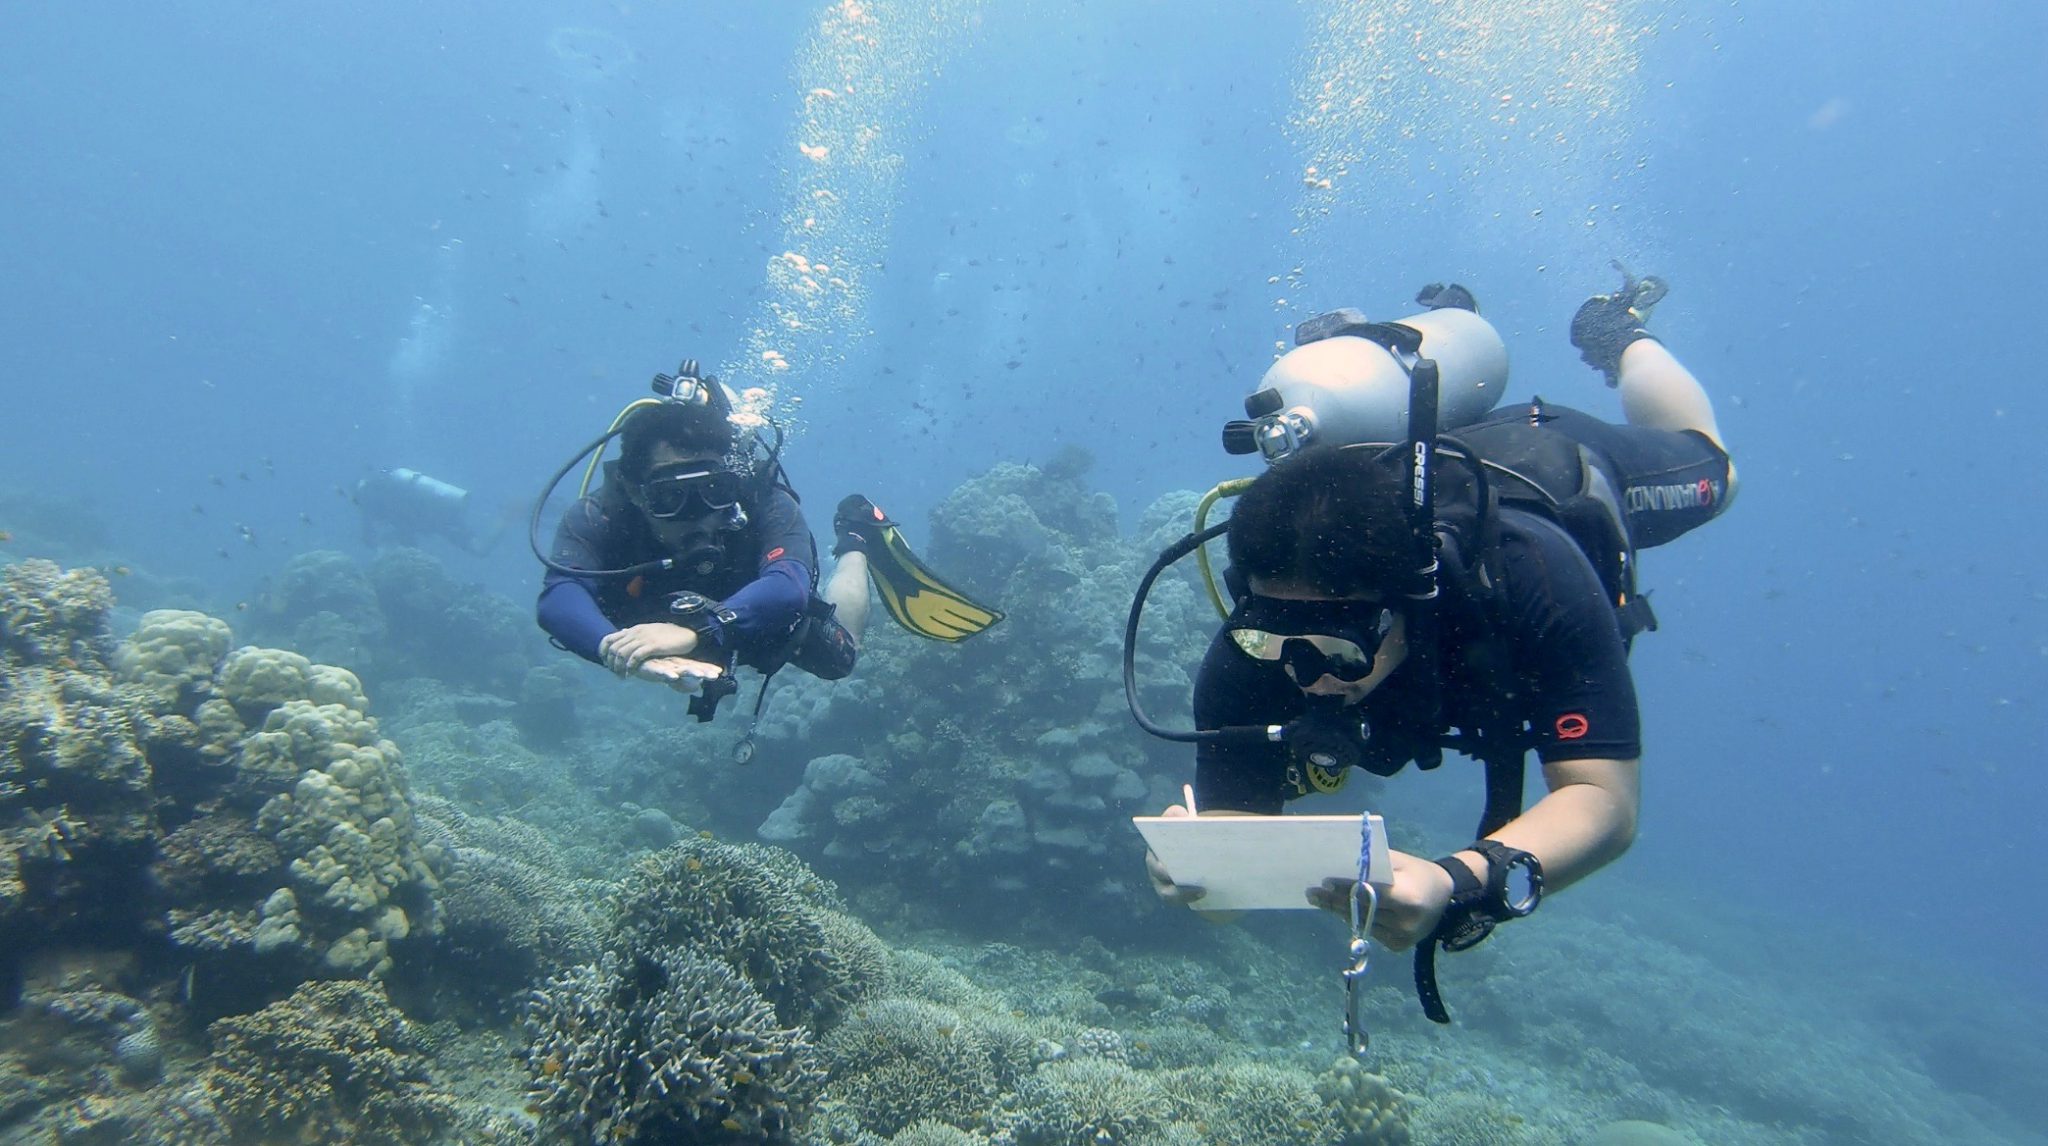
xmin=1226 ymin=596 xmax=1394 ymax=686
xmin=642 ymin=466 xmax=747 ymax=519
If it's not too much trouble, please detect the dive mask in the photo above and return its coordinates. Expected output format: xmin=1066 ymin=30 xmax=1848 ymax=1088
xmin=642 ymin=466 xmax=746 ymax=519
xmin=1227 ymin=596 xmax=1394 ymax=686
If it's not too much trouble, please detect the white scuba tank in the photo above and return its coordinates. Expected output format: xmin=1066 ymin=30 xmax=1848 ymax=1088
xmin=389 ymin=468 xmax=470 ymax=508
xmin=1238 ymin=307 xmax=1509 ymax=461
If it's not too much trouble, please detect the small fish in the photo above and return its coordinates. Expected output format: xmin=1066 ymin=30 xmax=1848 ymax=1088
xmin=210 ymin=475 xmax=225 ymax=487
xmin=697 ymin=830 xmax=714 ymax=840
xmin=721 ymin=1119 xmax=744 ymax=1132
xmin=235 ymin=602 xmax=249 ymax=611
xmin=111 ymin=565 xmax=132 ymax=577
xmin=190 ymin=503 xmax=205 ymax=515
xmin=731 ymin=1069 xmax=753 ymax=1084
xmin=683 ymin=857 xmax=703 ymax=873
xmin=0 ymin=530 xmax=11 ymax=543
xmin=299 ymin=512 xmax=313 ymax=526
xmin=216 ymin=548 xmax=231 ymax=560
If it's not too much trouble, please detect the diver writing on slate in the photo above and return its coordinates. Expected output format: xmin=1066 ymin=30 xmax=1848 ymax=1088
xmin=1126 ymin=271 xmax=1736 ymax=1022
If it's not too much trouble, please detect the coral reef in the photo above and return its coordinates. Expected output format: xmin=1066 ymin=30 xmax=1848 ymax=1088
xmin=820 ymin=998 xmax=1004 ymax=1136
xmin=2 ymin=557 xmax=442 ymax=1006
xmin=607 ymin=837 xmax=888 ymax=1032
xmin=992 ymin=1058 xmax=1174 ymax=1146
xmin=734 ymin=462 xmax=1218 ymax=933
xmin=526 ymin=945 xmax=826 ymax=1143
xmin=203 ymin=979 xmax=458 ymax=1143
xmin=412 ymin=795 xmax=605 ymax=1016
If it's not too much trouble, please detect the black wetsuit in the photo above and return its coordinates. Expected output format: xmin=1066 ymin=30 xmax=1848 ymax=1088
xmin=1194 ymin=507 xmax=1643 ymax=814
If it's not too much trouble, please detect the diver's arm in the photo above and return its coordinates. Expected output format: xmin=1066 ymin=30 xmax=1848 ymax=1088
xmin=536 ymin=498 xmax=619 ymax=663
xmin=537 ymin=578 xmax=614 ymax=664
xmin=699 ymin=488 xmax=818 ymax=655
xmin=1449 ymin=756 xmax=1639 ymax=895
xmin=701 ymin=558 xmax=811 ymax=652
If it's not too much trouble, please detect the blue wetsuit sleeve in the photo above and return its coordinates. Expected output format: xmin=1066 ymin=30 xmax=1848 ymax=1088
xmin=699 ymin=488 xmax=819 ymax=655
xmin=537 ymin=497 xmax=618 ymax=664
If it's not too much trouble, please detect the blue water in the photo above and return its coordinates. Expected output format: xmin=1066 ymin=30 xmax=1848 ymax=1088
xmin=5 ymin=0 xmax=2045 ymax=1136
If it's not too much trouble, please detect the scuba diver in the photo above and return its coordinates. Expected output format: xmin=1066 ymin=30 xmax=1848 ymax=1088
xmin=533 ymin=359 xmax=1001 ymax=735
xmin=1127 ymin=269 xmax=1734 ymax=1027
xmin=354 ymin=467 xmax=513 ymax=555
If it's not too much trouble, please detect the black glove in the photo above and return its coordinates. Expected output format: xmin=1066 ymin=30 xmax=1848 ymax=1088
xmin=1414 ymin=282 xmax=1479 ymax=312
xmin=1571 ymin=263 xmax=1667 ymax=386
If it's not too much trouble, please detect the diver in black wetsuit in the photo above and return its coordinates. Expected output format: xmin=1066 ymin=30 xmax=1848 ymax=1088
xmin=1133 ymin=272 xmax=1735 ymax=1023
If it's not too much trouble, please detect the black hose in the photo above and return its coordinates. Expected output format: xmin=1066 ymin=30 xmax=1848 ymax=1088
xmin=527 ymin=426 xmax=676 ymax=581
xmin=1122 ymin=522 xmax=1267 ymax=747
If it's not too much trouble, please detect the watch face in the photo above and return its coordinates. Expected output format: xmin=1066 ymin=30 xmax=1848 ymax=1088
xmin=1501 ymin=860 xmax=1541 ymax=915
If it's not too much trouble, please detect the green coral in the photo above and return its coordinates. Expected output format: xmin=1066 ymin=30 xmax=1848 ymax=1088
xmin=204 ymin=979 xmax=457 ymax=1144
xmin=891 ymin=1121 xmax=989 ymax=1146
xmin=1160 ymin=1061 xmax=1339 ymax=1145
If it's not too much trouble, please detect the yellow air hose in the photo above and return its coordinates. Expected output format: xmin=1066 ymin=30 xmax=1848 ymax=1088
xmin=1193 ymin=477 xmax=1256 ymax=619
xmin=577 ymin=398 xmax=665 ymax=498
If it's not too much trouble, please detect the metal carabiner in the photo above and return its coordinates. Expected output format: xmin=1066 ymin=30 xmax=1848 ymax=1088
xmin=1342 ymin=879 xmax=1379 ymax=1058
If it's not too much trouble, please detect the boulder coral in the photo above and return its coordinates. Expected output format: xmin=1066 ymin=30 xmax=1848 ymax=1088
xmin=2 ymin=557 xmax=441 ymax=997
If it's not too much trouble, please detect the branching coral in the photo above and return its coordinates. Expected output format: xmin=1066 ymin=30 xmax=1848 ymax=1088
xmin=526 ymin=945 xmax=826 ymax=1143
xmin=820 ymin=998 xmax=1002 ymax=1136
xmin=609 ymin=838 xmax=886 ymax=1031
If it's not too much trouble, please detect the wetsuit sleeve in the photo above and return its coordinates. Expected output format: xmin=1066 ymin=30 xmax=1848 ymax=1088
xmin=1191 ymin=628 xmax=1305 ymax=814
xmin=700 ymin=488 xmax=819 ymax=655
xmin=1497 ymin=514 xmax=1642 ymax=763
xmin=537 ymin=497 xmax=618 ymax=664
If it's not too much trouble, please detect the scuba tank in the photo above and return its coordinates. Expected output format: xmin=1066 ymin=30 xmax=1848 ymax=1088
xmin=1224 ymin=305 xmax=1507 ymax=462
xmin=387 ymin=468 xmax=470 ymax=510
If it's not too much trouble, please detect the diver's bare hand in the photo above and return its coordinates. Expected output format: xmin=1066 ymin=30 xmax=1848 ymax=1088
xmin=633 ymin=655 xmax=726 ymax=694
xmin=600 ymin=623 xmax=699 ymax=675
xmin=1307 ymin=850 xmax=1454 ymax=952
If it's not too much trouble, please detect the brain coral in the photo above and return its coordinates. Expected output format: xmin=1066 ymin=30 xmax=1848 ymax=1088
xmin=526 ymin=945 xmax=826 ymax=1144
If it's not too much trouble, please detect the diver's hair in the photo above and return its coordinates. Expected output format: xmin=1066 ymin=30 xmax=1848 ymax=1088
xmin=1226 ymin=445 xmax=1417 ymax=596
xmin=619 ymin=402 xmax=735 ymax=481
